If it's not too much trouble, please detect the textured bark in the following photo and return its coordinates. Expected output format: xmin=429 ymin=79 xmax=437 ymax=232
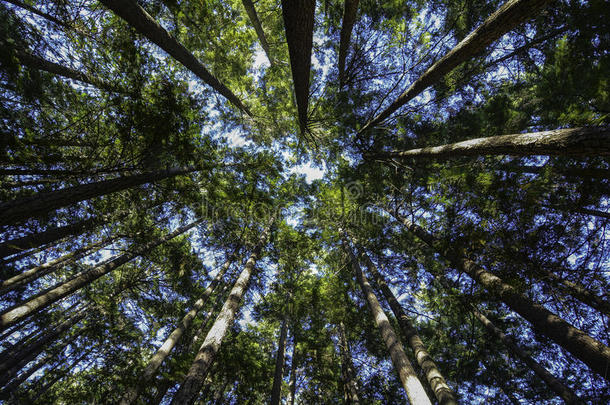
xmin=359 ymin=250 xmax=457 ymax=405
xmin=344 ymin=242 xmax=432 ymax=405
xmin=338 ymin=0 xmax=360 ymax=86
xmin=0 ymin=166 xmax=195 ymax=227
xmin=472 ymin=307 xmax=582 ymax=403
xmin=270 ymin=319 xmax=288 ymax=405
xmin=0 ymin=222 xmax=199 ymax=330
xmin=170 ymin=218 xmax=274 ymax=405
xmin=338 ymin=322 xmax=360 ymax=404
xmin=99 ymin=0 xmax=251 ymax=116
xmin=392 ymin=211 xmax=610 ymax=380
xmin=359 ymin=0 xmax=552 ymax=133
xmin=281 ymin=0 xmax=316 ymax=134
xmin=367 ymin=127 xmax=610 ymax=159
xmin=241 ymin=0 xmax=273 ymax=63
xmin=119 ymin=253 xmax=236 ymax=405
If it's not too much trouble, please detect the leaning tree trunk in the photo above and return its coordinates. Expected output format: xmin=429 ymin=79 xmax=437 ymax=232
xmin=365 ymin=127 xmax=610 ymax=159
xmin=344 ymin=241 xmax=432 ymax=405
xmin=151 ymin=379 xmax=173 ymax=405
xmin=358 ymin=249 xmax=457 ymax=405
xmin=338 ymin=322 xmax=360 ymax=404
xmin=0 ymin=166 xmax=195 ymax=227
xmin=119 ymin=252 xmax=237 ymax=405
xmin=359 ymin=0 xmax=552 ymax=133
xmin=241 ymin=0 xmax=273 ymax=63
xmin=338 ymin=0 xmax=360 ymax=86
xmin=281 ymin=0 xmax=316 ymax=135
xmin=498 ymin=163 xmax=610 ymax=181
xmin=390 ymin=210 xmax=610 ymax=381
xmin=170 ymin=217 xmax=274 ymax=405
xmin=0 ymin=221 xmax=199 ymax=330
xmin=99 ymin=0 xmax=251 ymax=116
xmin=270 ymin=319 xmax=288 ymax=405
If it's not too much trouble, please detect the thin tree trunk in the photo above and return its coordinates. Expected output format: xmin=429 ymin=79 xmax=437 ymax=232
xmin=212 ymin=378 xmax=230 ymax=405
xmin=338 ymin=0 xmax=359 ymax=86
xmin=241 ymin=0 xmax=273 ymax=63
xmin=338 ymin=322 xmax=360 ymax=404
xmin=119 ymin=252 xmax=236 ymax=405
xmin=481 ymin=359 xmax=521 ymax=405
xmin=0 ymin=221 xmax=199 ymax=330
xmin=366 ymin=127 xmax=610 ymax=159
xmin=391 ymin=210 xmax=610 ymax=380
xmin=359 ymin=249 xmax=457 ymax=405
xmin=344 ymin=242 xmax=432 ymax=405
xmin=0 ymin=166 xmax=195 ymax=227
xmin=99 ymin=0 xmax=251 ymax=116
xmin=170 ymin=218 xmax=274 ymax=405
xmin=577 ymin=208 xmax=610 ymax=220
xmin=359 ymin=0 xmax=552 ymax=133
xmin=499 ymin=164 xmax=610 ymax=181
xmin=270 ymin=319 xmax=288 ymax=405
xmin=287 ymin=340 xmax=298 ymax=405
xmin=281 ymin=0 xmax=316 ymax=134
xmin=152 ymin=379 xmax=173 ymax=405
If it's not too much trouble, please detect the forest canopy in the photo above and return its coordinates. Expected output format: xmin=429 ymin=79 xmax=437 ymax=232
xmin=0 ymin=0 xmax=609 ymax=404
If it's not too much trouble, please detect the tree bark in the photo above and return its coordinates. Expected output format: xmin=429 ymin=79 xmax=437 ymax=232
xmin=241 ymin=0 xmax=273 ymax=63
xmin=344 ymin=242 xmax=432 ymax=405
xmin=287 ymin=340 xmax=298 ymax=405
xmin=170 ymin=218 xmax=274 ymax=405
xmin=99 ymin=0 xmax=251 ymax=116
xmin=0 ymin=166 xmax=195 ymax=227
xmin=270 ymin=319 xmax=288 ymax=405
xmin=358 ymin=249 xmax=457 ymax=405
xmin=281 ymin=0 xmax=316 ymax=134
xmin=359 ymin=0 xmax=552 ymax=133
xmin=338 ymin=322 xmax=360 ymax=404
xmin=0 ymin=221 xmax=199 ymax=330
xmin=119 ymin=252 xmax=236 ymax=405
xmin=391 ymin=210 xmax=610 ymax=381
xmin=366 ymin=127 xmax=610 ymax=159
xmin=338 ymin=0 xmax=359 ymax=87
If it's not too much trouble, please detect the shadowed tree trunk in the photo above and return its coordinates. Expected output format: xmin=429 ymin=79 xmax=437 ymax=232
xmin=0 ymin=221 xmax=199 ymax=330
xmin=99 ymin=0 xmax=251 ymax=116
xmin=241 ymin=0 xmax=273 ymax=63
xmin=338 ymin=322 xmax=360 ymax=404
xmin=170 ymin=218 xmax=274 ymax=405
xmin=152 ymin=379 xmax=173 ymax=405
xmin=338 ymin=0 xmax=359 ymax=86
xmin=366 ymin=127 xmax=610 ymax=159
xmin=390 ymin=210 xmax=610 ymax=381
xmin=0 ymin=166 xmax=196 ymax=227
xmin=281 ymin=0 xmax=316 ymax=134
xmin=358 ymin=249 xmax=457 ymax=405
xmin=344 ymin=241 xmax=432 ymax=405
xmin=498 ymin=163 xmax=610 ymax=181
xmin=359 ymin=0 xmax=552 ymax=133
xmin=287 ymin=340 xmax=298 ymax=405
xmin=270 ymin=319 xmax=288 ymax=405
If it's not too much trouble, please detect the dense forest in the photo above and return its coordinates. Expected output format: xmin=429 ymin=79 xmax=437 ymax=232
xmin=0 ymin=0 xmax=608 ymax=403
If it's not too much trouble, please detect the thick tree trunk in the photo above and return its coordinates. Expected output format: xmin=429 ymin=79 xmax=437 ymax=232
xmin=359 ymin=0 xmax=552 ymax=133
xmin=270 ymin=319 xmax=288 ymax=405
xmin=391 ymin=211 xmax=610 ymax=380
xmin=338 ymin=322 xmax=360 ymax=404
xmin=359 ymin=250 xmax=457 ymax=405
xmin=281 ymin=0 xmax=316 ymax=134
xmin=344 ymin=242 xmax=432 ymax=405
xmin=366 ymin=127 xmax=610 ymax=159
xmin=287 ymin=341 xmax=298 ymax=405
xmin=241 ymin=0 xmax=273 ymax=63
xmin=0 ymin=221 xmax=199 ymax=330
xmin=119 ymin=252 xmax=236 ymax=405
xmin=99 ymin=0 xmax=251 ymax=116
xmin=338 ymin=0 xmax=360 ymax=86
xmin=0 ymin=166 xmax=195 ymax=227
xmin=170 ymin=218 xmax=274 ymax=405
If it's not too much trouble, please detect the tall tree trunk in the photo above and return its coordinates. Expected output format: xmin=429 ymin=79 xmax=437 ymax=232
xmin=270 ymin=319 xmax=288 ymax=405
xmin=170 ymin=218 xmax=274 ymax=405
xmin=391 ymin=210 xmax=610 ymax=380
xmin=366 ymin=127 xmax=610 ymax=159
xmin=119 ymin=252 xmax=236 ymax=405
xmin=241 ymin=0 xmax=273 ymax=63
xmin=359 ymin=0 xmax=552 ymax=133
xmin=499 ymin=164 xmax=610 ymax=181
xmin=281 ymin=0 xmax=316 ymax=134
xmin=0 ymin=221 xmax=199 ymax=330
xmin=358 ymin=249 xmax=457 ymax=405
xmin=338 ymin=322 xmax=360 ymax=404
xmin=152 ymin=379 xmax=173 ymax=405
xmin=481 ymin=358 xmax=521 ymax=405
xmin=344 ymin=242 xmax=432 ymax=405
xmin=0 ymin=166 xmax=195 ymax=227
xmin=287 ymin=340 xmax=298 ymax=405
xmin=99 ymin=0 xmax=251 ymax=116
xmin=338 ymin=0 xmax=359 ymax=86
xmin=212 ymin=378 xmax=230 ymax=405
